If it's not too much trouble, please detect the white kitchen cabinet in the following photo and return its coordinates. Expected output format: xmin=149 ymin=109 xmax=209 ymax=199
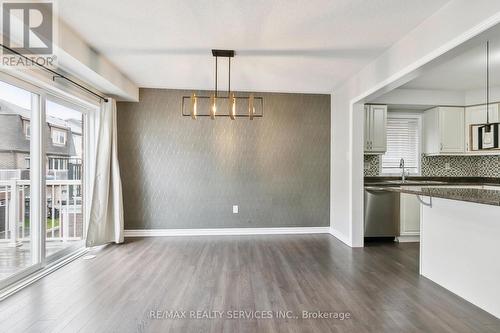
xmin=364 ymin=105 xmax=387 ymax=154
xmin=397 ymin=193 xmax=420 ymax=242
xmin=465 ymin=104 xmax=499 ymax=152
xmin=423 ymin=106 xmax=465 ymax=154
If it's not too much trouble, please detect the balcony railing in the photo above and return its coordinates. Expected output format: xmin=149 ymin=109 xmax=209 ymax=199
xmin=0 ymin=179 xmax=83 ymax=246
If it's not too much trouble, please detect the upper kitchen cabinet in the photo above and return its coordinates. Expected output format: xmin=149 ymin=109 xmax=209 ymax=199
xmin=364 ymin=105 xmax=387 ymax=154
xmin=423 ymin=106 xmax=465 ymax=154
xmin=465 ymin=104 xmax=499 ymax=152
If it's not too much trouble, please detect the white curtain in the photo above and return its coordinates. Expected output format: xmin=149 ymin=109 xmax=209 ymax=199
xmin=86 ymin=99 xmax=124 ymax=247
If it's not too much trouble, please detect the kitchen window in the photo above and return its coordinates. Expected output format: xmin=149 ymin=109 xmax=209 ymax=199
xmin=381 ymin=114 xmax=421 ymax=175
xmin=51 ymin=128 xmax=67 ymax=145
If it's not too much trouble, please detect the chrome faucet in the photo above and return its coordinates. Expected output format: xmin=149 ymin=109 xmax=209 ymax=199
xmin=399 ymin=158 xmax=407 ymax=182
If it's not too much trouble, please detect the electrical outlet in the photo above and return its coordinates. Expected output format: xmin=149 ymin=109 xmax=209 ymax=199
xmin=233 ymin=205 xmax=239 ymax=214
xmin=445 ymin=162 xmax=451 ymax=170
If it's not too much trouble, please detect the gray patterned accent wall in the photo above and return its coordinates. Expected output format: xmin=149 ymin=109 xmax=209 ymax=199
xmin=117 ymin=89 xmax=330 ymax=229
xmin=364 ymin=153 xmax=500 ymax=177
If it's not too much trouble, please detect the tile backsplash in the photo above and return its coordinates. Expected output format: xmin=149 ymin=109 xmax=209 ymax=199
xmin=421 ymin=155 xmax=500 ymax=177
xmin=364 ymin=154 xmax=500 ymax=177
xmin=364 ymin=155 xmax=380 ymax=176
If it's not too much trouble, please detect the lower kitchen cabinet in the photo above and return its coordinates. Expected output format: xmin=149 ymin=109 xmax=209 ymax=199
xmin=398 ymin=193 xmax=420 ymax=242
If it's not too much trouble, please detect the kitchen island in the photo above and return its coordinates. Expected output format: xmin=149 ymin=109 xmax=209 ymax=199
xmin=365 ymin=181 xmax=500 ymax=318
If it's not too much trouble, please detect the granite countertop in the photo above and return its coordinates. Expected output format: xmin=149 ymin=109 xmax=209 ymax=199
xmin=365 ymin=185 xmax=500 ymax=206
xmin=364 ymin=176 xmax=500 ymax=187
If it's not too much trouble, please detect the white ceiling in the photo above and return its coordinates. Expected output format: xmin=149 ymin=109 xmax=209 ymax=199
xmin=56 ymin=0 xmax=449 ymax=93
xmin=402 ymin=33 xmax=500 ymax=92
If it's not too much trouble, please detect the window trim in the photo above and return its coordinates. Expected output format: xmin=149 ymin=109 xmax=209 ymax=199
xmin=381 ymin=112 xmax=423 ymax=176
xmin=51 ymin=127 xmax=67 ymax=146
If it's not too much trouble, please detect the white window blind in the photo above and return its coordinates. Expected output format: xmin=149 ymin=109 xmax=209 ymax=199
xmin=381 ymin=116 xmax=420 ymax=175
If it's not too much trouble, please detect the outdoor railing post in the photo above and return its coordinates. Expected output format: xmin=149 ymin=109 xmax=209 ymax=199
xmin=62 ymin=185 xmax=69 ymax=242
xmin=8 ymin=180 xmax=22 ymax=247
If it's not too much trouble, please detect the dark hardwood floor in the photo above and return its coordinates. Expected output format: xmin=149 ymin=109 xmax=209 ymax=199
xmin=0 ymin=235 xmax=498 ymax=332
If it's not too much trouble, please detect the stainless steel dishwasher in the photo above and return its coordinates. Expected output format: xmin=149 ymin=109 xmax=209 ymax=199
xmin=364 ymin=189 xmax=400 ymax=237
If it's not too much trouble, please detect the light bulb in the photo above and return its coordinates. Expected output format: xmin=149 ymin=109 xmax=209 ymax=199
xmin=210 ymin=94 xmax=217 ymax=119
xmin=190 ymin=93 xmax=197 ymax=120
xmin=248 ymin=94 xmax=255 ymax=120
xmin=230 ymin=93 xmax=236 ymax=120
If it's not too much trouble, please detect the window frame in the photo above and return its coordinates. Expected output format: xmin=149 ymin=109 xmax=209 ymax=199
xmin=381 ymin=112 xmax=423 ymax=176
xmin=0 ymin=71 xmax=100 ymax=291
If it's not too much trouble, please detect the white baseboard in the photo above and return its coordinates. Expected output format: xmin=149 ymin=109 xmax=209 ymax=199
xmin=396 ymin=235 xmax=420 ymax=243
xmin=124 ymin=227 xmax=330 ymax=237
xmin=329 ymin=227 xmax=352 ymax=246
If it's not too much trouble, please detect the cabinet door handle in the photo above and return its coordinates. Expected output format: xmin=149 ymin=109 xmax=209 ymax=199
xmin=440 ymin=143 xmax=443 ymax=151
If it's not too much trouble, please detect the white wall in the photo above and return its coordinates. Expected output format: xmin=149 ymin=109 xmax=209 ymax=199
xmin=372 ymin=86 xmax=500 ymax=110
xmin=56 ymin=19 xmax=138 ymax=101
xmin=372 ymin=88 xmax=465 ymax=107
xmin=331 ymin=0 xmax=500 ymax=247
xmin=465 ymin=85 xmax=500 ymax=105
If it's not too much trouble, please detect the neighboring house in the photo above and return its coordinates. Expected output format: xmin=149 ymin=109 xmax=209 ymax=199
xmin=0 ymin=100 xmax=83 ymax=230
xmin=0 ymin=99 xmax=81 ymax=181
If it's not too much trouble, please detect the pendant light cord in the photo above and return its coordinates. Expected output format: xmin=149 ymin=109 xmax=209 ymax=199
xmin=215 ymin=56 xmax=218 ymax=98
xmin=487 ymin=41 xmax=490 ymax=124
xmin=214 ymin=54 xmax=232 ymax=98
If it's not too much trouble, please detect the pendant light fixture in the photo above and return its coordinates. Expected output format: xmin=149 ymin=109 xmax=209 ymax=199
xmin=478 ymin=40 xmax=500 ymax=150
xmin=484 ymin=41 xmax=491 ymax=133
xmin=182 ymin=50 xmax=264 ymax=119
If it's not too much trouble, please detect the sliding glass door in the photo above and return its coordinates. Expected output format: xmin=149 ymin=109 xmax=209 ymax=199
xmin=0 ymin=74 xmax=93 ymax=289
xmin=45 ymin=98 xmax=86 ymax=260
xmin=0 ymin=79 xmax=38 ymax=282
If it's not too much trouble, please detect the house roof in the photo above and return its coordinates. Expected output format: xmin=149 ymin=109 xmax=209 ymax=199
xmin=0 ymin=100 xmax=77 ymax=156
